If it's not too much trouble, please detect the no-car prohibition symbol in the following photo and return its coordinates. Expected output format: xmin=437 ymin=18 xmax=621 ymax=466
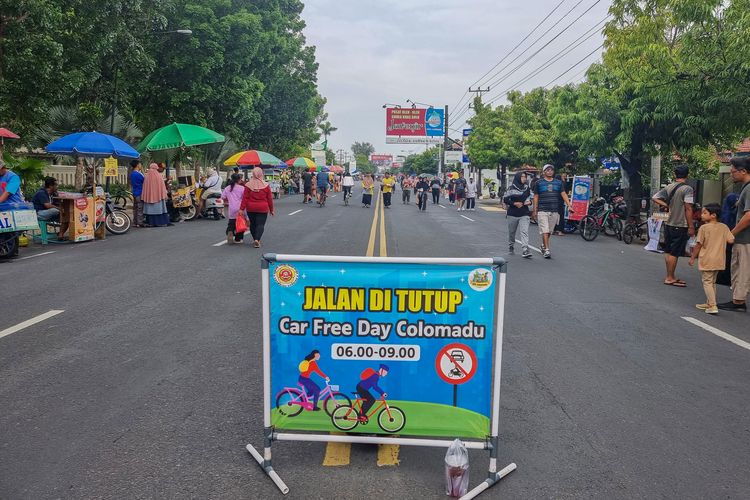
xmin=435 ymin=343 xmax=477 ymax=385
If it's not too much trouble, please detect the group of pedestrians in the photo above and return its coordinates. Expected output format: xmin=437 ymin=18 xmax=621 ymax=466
xmin=655 ymin=161 xmax=749 ymax=314
xmin=221 ymin=167 xmax=274 ymax=248
xmin=503 ymin=164 xmax=573 ymax=259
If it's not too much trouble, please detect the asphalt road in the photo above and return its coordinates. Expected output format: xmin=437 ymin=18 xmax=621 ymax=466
xmin=1 ymin=186 xmax=748 ymax=499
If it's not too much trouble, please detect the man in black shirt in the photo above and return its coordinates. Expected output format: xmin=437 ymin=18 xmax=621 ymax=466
xmin=32 ymin=177 xmax=60 ymax=221
xmin=302 ymin=171 xmax=313 ymax=203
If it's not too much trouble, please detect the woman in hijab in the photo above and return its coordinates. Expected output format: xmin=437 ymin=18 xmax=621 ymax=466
xmin=503 ymin=171 xmax=533 ymax=258
xmin=141 ymin=163 xmax=170 ymax=227
xmin=361 ymin=174 xmax=374 ymax=208
xmin=240 ymin=167 xmax=274 ymax=248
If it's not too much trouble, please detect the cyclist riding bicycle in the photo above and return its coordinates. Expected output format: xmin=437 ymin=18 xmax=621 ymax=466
xmin=316 ymin=172 xmax=330 ymax=204
xmin=355 ymin=364 xmax=389 ymax=421
xmin=342 ymin=172 xmax=354 ymax=201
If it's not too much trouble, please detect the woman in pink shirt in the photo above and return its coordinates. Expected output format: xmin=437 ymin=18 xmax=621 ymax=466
xmin=221 ymin=173 xmax=246 ymax=244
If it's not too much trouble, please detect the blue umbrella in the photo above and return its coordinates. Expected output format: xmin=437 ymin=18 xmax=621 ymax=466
xmin=46 ymin=131 xmax=140 ymax=158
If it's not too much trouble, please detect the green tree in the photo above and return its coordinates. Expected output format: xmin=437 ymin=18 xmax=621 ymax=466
xmin=351 ymin=141 xmax=375 ymax=158
xmin=318 ymin=121 xmax=337 ymax=148
xmin=403 ymin=147 xmax=439 ymax=175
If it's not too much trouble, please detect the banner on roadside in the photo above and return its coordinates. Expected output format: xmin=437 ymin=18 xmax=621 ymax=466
xmin=103 ymin=156 xmax=118 ymax=177
xmin=267 ymin=257 xmax=499 ymax=439
xmin=247 ymin=254 xmax=516 ymax=496
xmin=569 ymin=176 xmax=592 ymax=221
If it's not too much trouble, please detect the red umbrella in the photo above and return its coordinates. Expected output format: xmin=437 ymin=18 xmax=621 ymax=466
xmin=0 ymin=127 xmax=20 ymax=152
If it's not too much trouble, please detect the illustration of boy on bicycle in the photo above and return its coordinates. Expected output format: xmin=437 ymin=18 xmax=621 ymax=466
xmin=356 ymin=364 xmax=389 ymax=422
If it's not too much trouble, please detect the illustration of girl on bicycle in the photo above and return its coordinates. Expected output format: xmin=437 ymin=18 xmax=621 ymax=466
xmin=297 ymin=350 xmax=330 ymax=411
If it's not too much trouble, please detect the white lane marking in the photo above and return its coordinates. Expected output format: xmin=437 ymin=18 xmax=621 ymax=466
xmin=288 ymin=209 xmax=303 ymax=216
xmin=682 ymin=317 xmax=750 ymax=352
xmin=438 ymin=204 xmax=446 ymax=209
xmin=516 ymin=240 xmax=543 ymax=254
xmin=212 ymin=231 xmax=249 ymax=246
xmin=329 ymin=195 xmax=337 ymax=198
xmin=460 ymin=214 xmax=475 ymax=222
xmin=0 ymin=310 xmax=65 ymax=340
xmin=19 ymin=251 xmax=56 ymax=260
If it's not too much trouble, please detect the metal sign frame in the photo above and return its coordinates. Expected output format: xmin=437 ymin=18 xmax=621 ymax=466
xmin=246 ymin=254 xmax=516 ymax=498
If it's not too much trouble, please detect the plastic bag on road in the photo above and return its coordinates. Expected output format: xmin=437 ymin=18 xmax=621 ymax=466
xmin=445 ymin=438 xmax=469 ymax=497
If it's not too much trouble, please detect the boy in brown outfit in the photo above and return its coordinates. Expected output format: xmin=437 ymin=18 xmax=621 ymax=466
xmin=689 ymin=203 xmax=735 ymax=314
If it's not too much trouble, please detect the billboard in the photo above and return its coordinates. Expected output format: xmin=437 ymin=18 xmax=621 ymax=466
xmin=370 ymin=154 xmax=393 ymax=168
xmin=385 ymin=107 xmax=444 ymax=144
xmin=267 ymin=258 xmax=500 ymax=439
xmin=569 ymin=176 xmax=592 ymax=222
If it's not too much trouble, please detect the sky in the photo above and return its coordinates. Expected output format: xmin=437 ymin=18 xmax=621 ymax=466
xmin=302 ymin=0 xmax=611 ymax=158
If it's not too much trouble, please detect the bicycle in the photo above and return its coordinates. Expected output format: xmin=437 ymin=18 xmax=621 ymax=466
xmin=343 ymin=188 xmax=351 ymax=206
xmin=331 ymin=394 xmax=406 ymax=433
xmin=579 ymin=199 xmax=623 ymax=242
xmin=275 ymin=381 xmax=351 ymax=417
xmin=111 ymin=189 xmax=133 ymax=209
xmin=622 ymin=218 xmax=648 ymax=244
xmin=318 ymin=188 xmax=327 ymax=207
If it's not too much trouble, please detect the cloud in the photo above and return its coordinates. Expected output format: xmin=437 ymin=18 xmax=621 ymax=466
xmin=303 ymin=0 xmax=611 ymax=156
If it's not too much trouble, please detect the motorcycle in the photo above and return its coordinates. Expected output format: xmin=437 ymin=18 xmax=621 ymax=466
xmin=100 ymin=193 xmax=131 ymax=234
xmin=197 ymin=190 xmax=224 ymax=220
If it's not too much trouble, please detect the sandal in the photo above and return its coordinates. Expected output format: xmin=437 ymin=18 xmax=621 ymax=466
xmin=664 ymin=280 xmax=687 ymax=287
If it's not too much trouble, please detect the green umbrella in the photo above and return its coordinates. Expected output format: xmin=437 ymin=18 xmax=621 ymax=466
xmin=136 ymin=123 xmax=225 ymax=152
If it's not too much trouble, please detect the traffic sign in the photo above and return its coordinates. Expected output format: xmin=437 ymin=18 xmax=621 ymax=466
xmin=435 ymin=343 xmax=477 ymax=385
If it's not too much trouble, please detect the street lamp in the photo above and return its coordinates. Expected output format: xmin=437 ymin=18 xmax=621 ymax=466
xmin=382 ymin=103 xmax=402 ymax=108
xmin=406 ymin=99 xmax=434 ymax=109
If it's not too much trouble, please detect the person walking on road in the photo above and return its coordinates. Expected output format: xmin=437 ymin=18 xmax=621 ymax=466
xmin=689 ymin=203 xmax=734 ymax=314
xmin=141 ymin=163 xmax=171 ymax=227
xmin=222 ymin=173 xmax=246 ymax=244
xmin=504 ymin=171 xmax=533 ymax=258
xmin=455 ymin=171 xmax=467 ymax=211
xmin=401 ymin=175 xmax=414 ymax=204
xmin=302 ymin=170 xmax=312 ymax=203
xmin=431 ymin=177 xmax=442 ymax=204
xmin=465 ymin=175 xmax=477 ymax=211
xmin=415 ymin=175 xmax=430 ymax=211
xmin=719 ymin=158 xmax=750 ymax=311
xmin=240 ymin=167 xmax=274 ymax=248
xmin=652 ymin=165 xmax=695 ymax=287
xmin=129 ymin=160 xmax=145 ymax=227
xmin=382 ymin=172 xmax=395 ymax=208
xmin=362 ymin=174 xmax=374 ymax=207
xmin=533 ymin=164 xmax=573 ymax=259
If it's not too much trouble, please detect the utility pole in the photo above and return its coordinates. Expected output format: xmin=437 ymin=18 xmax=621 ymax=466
xmin=468 ymin=87 xmax=489 ymax=195
xmin=439 ymin=105 xmax=448 ymax=178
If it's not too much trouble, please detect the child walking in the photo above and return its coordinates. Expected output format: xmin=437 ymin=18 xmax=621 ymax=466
xmin=689 ymin=203 xmax=734 ymax=314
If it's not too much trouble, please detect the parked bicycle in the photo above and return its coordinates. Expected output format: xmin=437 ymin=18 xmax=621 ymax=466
xmin=111 ymin=189 xmax=133 ymax=209
xmin=622 ymin=218 xmax=648 ymax=244
xmin=579 ymin=197 xmax=623 ymax=241
xmin=275 ymin=380 xmax=351 ymax=417
xmin=330 ymin=394 xmax=406 ymax=433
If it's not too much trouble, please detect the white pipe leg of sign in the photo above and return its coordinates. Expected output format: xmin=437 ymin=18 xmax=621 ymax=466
xmin=489 ymin=271 xmax=507 ymax=474
xmin=246 ymin=444 xmax=290 ymax=495
xmin=262 ymin=266 xmax=272 ymax=430
xmin=459 ymin=462 xmax=517 ymax=500
xmin=273 ymin=433 xmax=487 ymax=450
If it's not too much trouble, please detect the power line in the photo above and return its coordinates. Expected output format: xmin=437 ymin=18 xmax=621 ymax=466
xmin=482 ymin=16 xmax=608 ymax=106
xmin=450 ymin=0 xmax=591 ymax=121
xmin=451 ymin=0 xmax=568 ymax=113
xmin=450 ymin=0 xmax=604 ymax=127
xmin=544 ymin=44 xmax=604 ymax=86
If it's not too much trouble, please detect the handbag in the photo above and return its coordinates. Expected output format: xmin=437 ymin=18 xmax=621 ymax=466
xmin=235 ymin=214 xmax=248 ymax=233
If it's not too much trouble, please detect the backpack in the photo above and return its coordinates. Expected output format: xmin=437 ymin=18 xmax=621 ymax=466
xmin=360 ymin=367 xmax=376 ymax=380
xmin=298 ymin=360 xmax=310 ymax=373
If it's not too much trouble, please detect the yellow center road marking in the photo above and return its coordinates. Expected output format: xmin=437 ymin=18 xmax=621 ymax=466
xmin=322 ymin=434 xmax=352 ymax=466
xmin=324 ymin=191 xmax=398 ymax=467
xmin=377 ymin=443 xmax=401 ymax=466
xmin=480 ymin=205 xmax=505 ymax=212
xmin=366 ymin=189 xmax=381 ymax=257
